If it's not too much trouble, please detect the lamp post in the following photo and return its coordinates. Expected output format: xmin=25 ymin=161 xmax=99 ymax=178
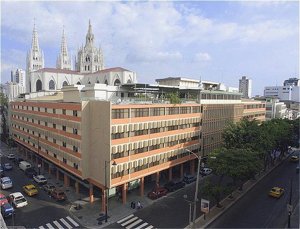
xmin=186 ymin=149 xmax=201 ymax=228
xmin=104 ymin=160 xmax=117 ymax=223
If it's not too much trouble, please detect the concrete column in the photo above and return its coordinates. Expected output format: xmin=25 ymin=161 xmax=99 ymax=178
xmin=101 ymin=189 xmax=105 ymax=212
xmin=56 ymin=170 xmax=59 ymax=180
xmin=140 ymin=177 xmax=144 ymax=196
xmin=190 ymin=160 xmax=195 ymax=175
xmin=122 ymin=183 xmax=127 ymax=204
xmin=75 ymin=181 xmax=79 ymax=195
xmin=41 ymin=160 xmax=45 ymax=172
xmin=63 ymin=174 xmax=70 ymax=187
xmin=180 ymin=164 xmax=184 ymax=179
xmin=48 ymin=165 xmax=51 ymax=175
xmin=89 ymin=184 xmax=94 ymax=203
xmin=168 ymin=168 xmax=173 ymax=181
xmin=156 ymin=171 xmax=160 ymax=184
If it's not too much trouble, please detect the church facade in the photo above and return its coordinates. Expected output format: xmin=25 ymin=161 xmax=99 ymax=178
xmin=26 ymin=20 xmax=137 ymax=93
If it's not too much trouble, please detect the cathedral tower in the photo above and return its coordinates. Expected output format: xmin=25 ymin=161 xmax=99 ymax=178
xmin=76 ymin=20 xmax=104 ymax=73
xmin=26 ymin=21 xmax=44 ymax=92
xmin=56 ymin=27 xmax=72 ymax=70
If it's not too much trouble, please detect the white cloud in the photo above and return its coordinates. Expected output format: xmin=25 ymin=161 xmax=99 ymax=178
xmin=194 ymin=52 xmax=211 ymax=62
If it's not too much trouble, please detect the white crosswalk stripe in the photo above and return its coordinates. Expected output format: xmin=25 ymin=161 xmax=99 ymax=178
xmin=53 ymin=220 xmax=63 ymax=228
xmin=39 ymin=216 xmax=80 ymax=229
xmin=66 ymin=216 xmax=79 ymax=227
xmin=46 ymin=223 xmax=54 ymax=229
xmin=117 ymin=214 xmax=155 ymax=229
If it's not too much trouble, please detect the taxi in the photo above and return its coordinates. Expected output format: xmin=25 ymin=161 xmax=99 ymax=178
xmin=23 ymin=184 xmax=38 ymax=196
xmin=269 ymin=187 xmax=284 ymax=198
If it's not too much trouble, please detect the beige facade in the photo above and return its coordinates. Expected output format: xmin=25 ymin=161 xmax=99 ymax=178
xmin=10 ymin=92 xmax=265 ymax=210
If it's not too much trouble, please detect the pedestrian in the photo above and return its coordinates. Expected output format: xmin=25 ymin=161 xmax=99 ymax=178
xmin=137 ymin=201 xmax=142 ymax=209
xmin=131 ymin=201 xmax=135 ymax=209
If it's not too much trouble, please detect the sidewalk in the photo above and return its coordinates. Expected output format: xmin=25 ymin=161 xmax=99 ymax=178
xmin=193 ymin=149 xmax=298 ymax=229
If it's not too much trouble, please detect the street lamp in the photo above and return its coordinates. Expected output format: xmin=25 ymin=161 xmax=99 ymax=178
xmin=186 ymin=149 xmax=201 ymax=228
xmin=104 ymin=160 xmax=117 ymax=223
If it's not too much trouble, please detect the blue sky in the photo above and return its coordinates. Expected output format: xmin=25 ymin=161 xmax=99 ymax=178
xmin=1 ymin=1 xmax=299 ymax=96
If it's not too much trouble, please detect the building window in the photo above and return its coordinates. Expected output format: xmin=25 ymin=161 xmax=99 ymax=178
xmin=73 ymin=163 xmax=78 ymax=169
xmin=45 ymin=108 xmax=47 ymax=113
xmin=62 ymin=109 xmax=66 ymax=115
xmin=53 ymin=124 xmax=56 ymax=129
xmin=45 ymin=136 xmax=48 ymax=140
xmin=62 ymin=126 xmax=66 ymax=131
xmin=45 ymin=122 xmax=48 ymax=127
xmin=73 ymin=110 xmax=78 ymax=116
xmin=53 ymin=139 xmax=56 ymax=144
xmin=73 ymin=146 xmax=78 ymax=152
xmin=54 ymin=153 xmax=57 ymax=158
xmin=53 ymin=109 xmax=56 ymax=114
xmin=73 ymin=128 xmax=78 ymax=135
xmin=63 ymin=158 xmax=67 ymax=164
xmin=62 ymin=142 xmax=66 ymax=147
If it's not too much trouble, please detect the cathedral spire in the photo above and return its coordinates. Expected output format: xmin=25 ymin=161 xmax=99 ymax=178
xmin=85 ymin=19 xmax=94 ymax=47
xmin=31 ymin=18 xmax=40 ymax=52
xmin=56 ymin=26 xmax=71 ymax=70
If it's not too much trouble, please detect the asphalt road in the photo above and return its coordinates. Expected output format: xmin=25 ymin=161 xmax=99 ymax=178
xmin=1 ymin=145 xmax=83 ymax=228
xmin=208 ymin=150 xmax=300 ymax=228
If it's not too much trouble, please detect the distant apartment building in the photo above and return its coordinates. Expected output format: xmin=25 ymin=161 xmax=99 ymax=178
xmin=10 ymin=79 xmax=265 ymax=212
xmin=264 ymin=77 xmax=300 ymax=103
xmin=239 ymin=76 xmax=252 ymax=99
xmin=265 ymin=98 xmax=288 ymax=120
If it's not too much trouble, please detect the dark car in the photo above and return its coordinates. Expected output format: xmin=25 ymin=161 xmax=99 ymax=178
xmin=3 ymin=163 xmax=13 ymax=171
xmin=43 ymin=183 xmax=56 ymax=194
xmin=164 ymin=179 xmax=185 ymax=192
xmin=183 ymin=174 xmax=197 ymax=184
xmin=25 ymin=167 xmax=37 ymax=178
xmin=51 ymin=189 xmax=67 ymax=201
xmin=1 ymin=203 xmax=14 ymax=218
xmin=0 ymin=165 xmax=5 ymax=178
xmin=14 ymin=157 xmax=24 ymax=165
xmin=147 ymin=187 xmax=168 ymax=200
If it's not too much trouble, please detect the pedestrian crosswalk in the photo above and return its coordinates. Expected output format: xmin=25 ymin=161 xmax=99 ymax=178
xmin=117 ymin=214 xmax=154 ymax=229
xmin=38 ymin=216 xmax=80 ymax=229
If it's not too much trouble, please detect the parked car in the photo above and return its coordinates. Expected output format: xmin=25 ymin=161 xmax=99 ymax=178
xmin=0 ymin=177 xmax=13 ymax=189
xmin=43 ymin=183 xmax=56 ymax=194
xmin=269 ymin=187 xmax=284 ymax=198
xmin=9 ymin=192 xmax=28 ymax=208
xmin=3 ymin=163 xmax=13 ymax=171
xmin=164 ymin=179 xmax=185 ymax=192
xmin=1 ymin=203 xmax=15 ymax=218
xmin=33 ymin=175 xmax=47 ymax=185
xmin=25 ymin=167 xmax=37 ymax=178
xmin=183 ymin=174 xmax=197 ymax=184
xmin=19 ymin=161 xmax=32 ymax=171
xmin=51 ymin=189 xmax=67 ymax=201
xmin=147 ymin=187 xmax=168 ymax=200
xmin=7 ymin=154 xmax=15 ymax=160
xmin=200 ymin=168 xmax=213 ymax=176
xmin=290 ymin=156 xmax=299 ymax=162
xmin=0 ymin=193 xmax=8 ymax=206
xmin=23 ymin=184 xmax=38 ymax=196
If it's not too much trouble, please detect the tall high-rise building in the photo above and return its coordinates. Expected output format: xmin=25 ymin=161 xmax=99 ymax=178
xmin=11 ymin=69 xmax=26 ymax=87
xmin=239 ymin=76 xmax=252 ymax=98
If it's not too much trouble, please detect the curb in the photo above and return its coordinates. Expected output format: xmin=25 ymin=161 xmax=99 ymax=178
xmin=194 ymin=153 xmax=293 ymax=229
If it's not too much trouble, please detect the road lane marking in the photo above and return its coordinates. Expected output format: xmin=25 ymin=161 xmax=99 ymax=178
xmin=126 ymin=219 xmax=143 ymax=229
xmin=46 ymin=223 xmax=54 ymax=229
xmin=39 ymin=226 xmax=45 ymax=229
xmin=117 ymin=214 xmax=134 ymax=223
xmin=66 ymin=216 xmax=79 ymax=227
xmin=53 ymin=220 xmax=63 ymax=228
xmin=60 ymin=218 xmax=72 ymax=229
xmin=121 ymin=216 xmax=138 ymax=226
xmin=135 ymin=222 xmax=148 ymax=229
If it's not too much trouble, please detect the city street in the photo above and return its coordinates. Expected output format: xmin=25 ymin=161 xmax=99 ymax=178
xmin=208 ymin=150 xmax=300 ymax=228
xmin=0 ymin=146 xmax=83 ymax=228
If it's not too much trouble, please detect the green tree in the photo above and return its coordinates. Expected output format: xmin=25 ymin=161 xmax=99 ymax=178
xmin=166 ymin=92 xmax=181 ymax=104
xmin=0 ymin=92 xmax=9 ymax=142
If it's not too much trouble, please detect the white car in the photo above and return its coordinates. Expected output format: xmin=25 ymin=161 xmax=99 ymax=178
xmin=7 ymin=154 xmax=15 ymax=160
xmin=200 ymin=168 xmax=213 ymax=176
xmin=0 ymin=177 xmax=13 ymax=189
xmin=33 ymin=175 xmax=47 ymax=185
xmin=9 ymin=192 xmax=28 ymax=208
